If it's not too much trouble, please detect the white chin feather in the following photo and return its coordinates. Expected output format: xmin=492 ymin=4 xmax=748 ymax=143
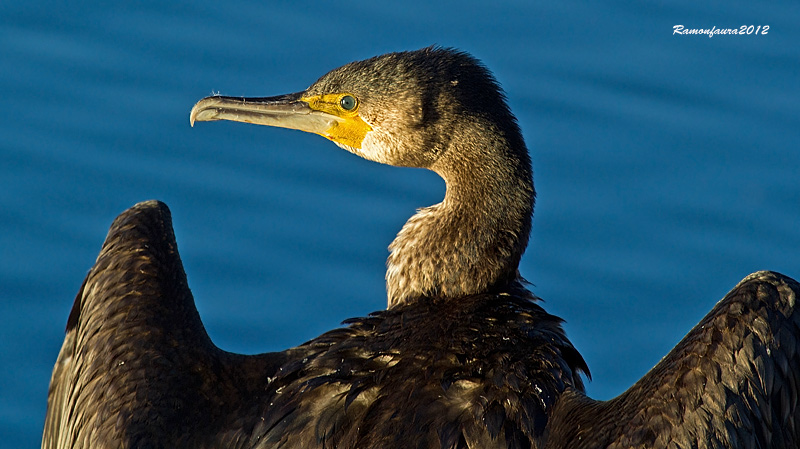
xmin=344 ymin=132 xmax=396 ymax=165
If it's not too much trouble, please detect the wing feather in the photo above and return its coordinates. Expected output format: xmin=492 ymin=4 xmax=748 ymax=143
xmin=545 ymin=271 xmax=800 ymax=449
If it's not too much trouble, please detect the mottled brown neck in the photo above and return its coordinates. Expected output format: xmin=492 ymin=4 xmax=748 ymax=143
xmin=386 ymin=121 xmax=534 ymax=307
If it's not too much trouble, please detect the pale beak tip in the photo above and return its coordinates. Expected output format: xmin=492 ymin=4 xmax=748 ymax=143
xmin=189 ymin=101 xmax=212 ymax=127
xmin=189 ymin=104 xmax=198 ymax=127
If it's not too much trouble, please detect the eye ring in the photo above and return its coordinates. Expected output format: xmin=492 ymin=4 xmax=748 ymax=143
xmin=340 ymin=95 xmax=357 ymax=111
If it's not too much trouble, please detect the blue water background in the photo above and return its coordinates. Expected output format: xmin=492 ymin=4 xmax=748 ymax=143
xmin=2 ymin=1 xmax=799 ymax=446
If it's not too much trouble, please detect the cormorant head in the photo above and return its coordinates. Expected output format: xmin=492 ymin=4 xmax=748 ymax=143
xmin=190 ymin=47 xmax=524 ymax=172
xmin=191 ymin=47 xmax=534 ymax=304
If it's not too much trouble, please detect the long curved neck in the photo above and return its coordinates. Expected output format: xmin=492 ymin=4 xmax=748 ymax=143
xmin=386 ymin=121 xmax=534 ymax=308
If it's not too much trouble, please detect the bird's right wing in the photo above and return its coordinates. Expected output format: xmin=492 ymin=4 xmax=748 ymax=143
xmin=41 ymin=200 xmax=295 ymax=449
xmin=41 ymin=278 xmax=83 ymax=449
xmin=546 ymin=271 xmax=800 ymax=449
xmin=40 ymin=200 xmax=200 ymax=448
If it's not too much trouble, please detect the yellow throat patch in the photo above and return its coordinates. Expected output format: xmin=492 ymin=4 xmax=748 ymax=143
xmin=301 ymin=93 xmax=372 ymax=149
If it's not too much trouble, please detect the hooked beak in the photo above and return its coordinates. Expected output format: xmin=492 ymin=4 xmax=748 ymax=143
xmin=189 ymin=92 xmax=344 ymax=135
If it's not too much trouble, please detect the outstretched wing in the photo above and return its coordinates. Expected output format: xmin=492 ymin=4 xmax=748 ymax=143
xmin=546 ymin=271 xmax=800 ymax=449
xmin=42 ymin=278 xmax=83 ymax=449
xmin=41 ymin=200 xmax=204 ymax=448
xmin=41 ymin=201 xmax=292 ymax=448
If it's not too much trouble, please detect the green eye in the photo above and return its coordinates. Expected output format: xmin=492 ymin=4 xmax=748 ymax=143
xmin=340 ymin=95 xmax=357 ymax=111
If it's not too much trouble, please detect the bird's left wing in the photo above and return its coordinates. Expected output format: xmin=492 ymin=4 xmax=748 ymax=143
xmin=545 ymin=271 xmax=800 ymax=449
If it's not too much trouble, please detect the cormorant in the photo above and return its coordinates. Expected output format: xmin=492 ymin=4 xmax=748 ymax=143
xmin=43 ymin=47 xmax=800 ymax=449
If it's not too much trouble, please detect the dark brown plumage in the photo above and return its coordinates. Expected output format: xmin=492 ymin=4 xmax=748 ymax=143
xmin=43 ymin=47 xmax=800 ymax=449
xmin=543 ymin=271 xmax=800 ymax=448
